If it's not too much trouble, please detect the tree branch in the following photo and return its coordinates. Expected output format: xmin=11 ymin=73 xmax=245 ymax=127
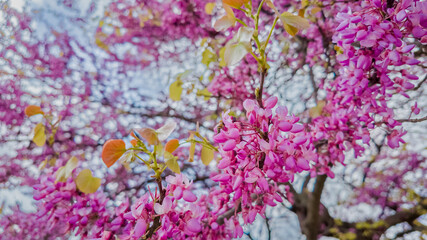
xmin=305 ymin=174 xmax=327 ymax=240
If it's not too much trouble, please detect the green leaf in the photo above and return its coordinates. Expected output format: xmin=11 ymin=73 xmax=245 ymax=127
xmin=55 ymin=156 xmax=79 ymax=183
xmin=33 ymin=123 xmax=46 ymax=147
xmin=164 ymin=152 xmax=180 ymax=173
xmin=169 ymin=80 xmax=183 ymax=101
xmin=201 ymin=146 xmax=214 ymax=165
xmin=75 ymin=169 xmax=101 ymax=194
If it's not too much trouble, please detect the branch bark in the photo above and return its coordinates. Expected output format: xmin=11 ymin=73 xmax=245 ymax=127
xmin=305 ymin=175 xmax=327 ymax=240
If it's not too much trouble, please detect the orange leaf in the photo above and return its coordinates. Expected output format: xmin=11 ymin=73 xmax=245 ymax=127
xmin=134 ymin=128 xmax=159 ymax=145
xmin=25 ymin=105 xmax=44 ymax=117
xmin=102 ymin=139 xmax=126 ymax=168
xmin=165 ymin=139 xmax=179 ymax=153
xmin=130 ymin=139 xmax=138 ymax=146
xmin=130 ymin=131 xmax=137 ymax=139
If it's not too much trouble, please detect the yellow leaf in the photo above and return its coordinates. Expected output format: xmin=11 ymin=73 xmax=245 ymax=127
xmin=334 ymin=45 xmax=343 ymax=54
xmin=38 ymin=158 xmax=48 ymax=170
xmin=115 ymin=27 xmax=121 ymax=36
xmin=280 ymin=12 xmax=310 ymax=36
xmin=95 ymin=38 xmax=109 ymax=51
xmin=33 ymin=123 xmax=46 ymax=147
xmin=55 ymin=157 xmax=79 ymax=183
xmin=298 ymin=8 xmax=305 ymax=17
xmin=205 ymin=2 xmax=215 ymax=14
xmin=48 ymin=157 xmax=57 ymax=167
xmin=202 ymin=48 xmax=217 ymax=67
xmin=311 ymin=7 xmax=322 ymax=15
xmin=75 ymin=169 xmax=101 ymax=194
xmin=219 ymin=47 xmax=227 ymax=67
xmin=302 ymin=0 xmax=309 ymax=8
xmin=164 ymin=152 xmax=180 ymax=173
xmin=222 ymin=0 xmax=249 ymax=9
xmin=197 ymin=88 xmax=212 ymax=101
xmin=169 ymin=80 xmax=183 ymax=101
xmin=201 ymin=146 xmax=214 ymax=165
xmin=401 ymin=143 xmax=408 ymax=151
xmin=25 ymin=105 xmax=44 ymax=117
xmin=188 ymin=134 xmax=196 ymax=162
xmin=200 ymin=38 xmax=208 ymax=47
xmin=309 ymin=100 xmax=326 ymax=118
xmin=139 ymin=14 xmax=150 ymax=27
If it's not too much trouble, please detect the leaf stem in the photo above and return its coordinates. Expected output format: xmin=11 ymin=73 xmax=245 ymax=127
xmin=264 ymin=17 xmax=279 ymax=49
xmin=135 ymin=154 xmax=150 ymax=165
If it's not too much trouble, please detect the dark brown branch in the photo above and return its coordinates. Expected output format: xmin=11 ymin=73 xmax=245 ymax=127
xmin=257 ymin=68 xmax=268 ymax=108
xmin=309 ymin=61 xmax=318 ymax=103
xmin=216 ymin=194 xmax=258 ymax=225
xmin=324 ymin=197 xmax=427 ymax=239
xmin=265 ymin=216 xmax=272 ymax=240
xmin=408 ymin=74 xmax=426 ymax=92
xmin=376 ymin=116 xmax=427 ymax=125
xmin=396 ymin=116 xmax=427 ymax=123
xmin=305 ymin=174 xmax=327 ymax=240
xmin=216 ymin=202 xmax=242 ymax=225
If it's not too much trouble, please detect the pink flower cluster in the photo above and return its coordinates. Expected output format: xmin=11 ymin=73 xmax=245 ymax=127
xmin=212 ymin=96 xmax=316 ymax=223
xmin=305 ymin=0 xmax=425 ymax=173
xmin=33 ymin=169 xmax=110 ymax=239
xmin=0 ymin=206 xmax=66 ymax=240
xmin=110 ymin=174 xmax=240 ymax=240
xmin=98 ymin=0 xmax=218 ymax=69
xmin=331 ymin=0 xmax=424 ymax=146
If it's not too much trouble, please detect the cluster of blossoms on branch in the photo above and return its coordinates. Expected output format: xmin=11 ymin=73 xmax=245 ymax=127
xmin=0 ymin=0 xmax=425 ymax=239
xmin=33 ymin=168 xmax=110 ymax=239
xmin=212 ymin=96 xmax=315 ymax=217
xmin=305 ymin=0 xmax=425 ymax=174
